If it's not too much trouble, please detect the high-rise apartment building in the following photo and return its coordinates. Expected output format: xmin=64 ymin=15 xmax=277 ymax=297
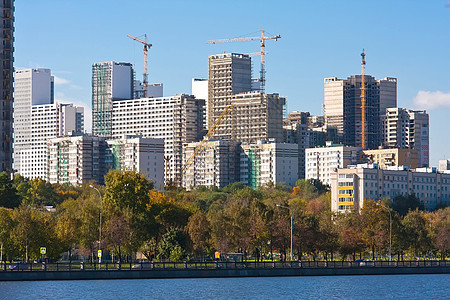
xmin=192 ymin=78 xmax=208 ymax=129
xmin=106 ymin=136 xmax=165 ymax=189
xmin=14 ymin=69 xmax=54 ymax=173
xmin=47 ymin=134 xmax=107 ymax=185
xmin=92 ymin=61 xmax=134 ymax=137
xmin=208 ymin=53 xmax=252 ymax=138
xmin=13 ymin=68 xmax=84 ymax=179
xmin=305 ymin=142 xmax=362 ymax=186
xmin=0 ymin=0 xmax=13 ymax=173
xmin=183 ymin=139 xmax=238 ymax=189
xmin=382 ymin=108 xmax=429 ymax=167
xmin=231 ymin=92 xmax=285 ymax=144
xmin=363 ymin=148 xmax=419 ymax=169
xmin=324 ymin=75 xmax=397 ymax=149
xmin=240 ymin=140 xmax=298 ymax=189
xmin=111 ymin=94 xmax=205 ymax=182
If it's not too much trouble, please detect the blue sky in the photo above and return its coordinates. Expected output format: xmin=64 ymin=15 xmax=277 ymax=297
xmin=15 ymin=0 xmax=450 ymax=166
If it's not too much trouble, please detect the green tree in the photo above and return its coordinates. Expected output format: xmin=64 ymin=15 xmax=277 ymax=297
xmin=0 ymin=172 xmax=19 ymax=208
xmin=0 ymin=208 xmax=15 ymax=261
xmin=157 ymin=227 xmax=188 ymax=260
xmin=186 ymin=211 xmax=211 ymax=258
xmin=393 ymin=193 xmax=423 ymax=217
xmin=402 ymin=209 xmax=431 ymax=258
xmin=23 ymin=178 xmax=60 ymax=206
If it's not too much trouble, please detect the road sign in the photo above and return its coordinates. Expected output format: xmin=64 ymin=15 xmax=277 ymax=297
xmin=40 ymin=247 xmax=46 ymax=255
xmin=97 ymin=250 xmax=102 ymax=258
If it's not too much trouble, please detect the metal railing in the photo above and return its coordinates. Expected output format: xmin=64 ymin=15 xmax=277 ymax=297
xmin=1 ymin=260 xmax=449 ymax=272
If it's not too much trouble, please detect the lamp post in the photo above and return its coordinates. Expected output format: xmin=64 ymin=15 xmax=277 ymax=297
xmin=89 ymin=185 xmax=103 ymax=264
xmin=377 ymin=203 xmax=392 ymax=262
xmin=276 ymin=204 xmax=293 ymax=261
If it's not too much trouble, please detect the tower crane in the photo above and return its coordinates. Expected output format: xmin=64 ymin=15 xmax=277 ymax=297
xmin=361 ymin=49 xmax=367 ymax=150
xmin=168 ymin=105 xmax=234 ymax=189
xmin=127 ymin=34 xmax=152 ymax=98
xmin=206 ymin=30 xmax=281 ymax=92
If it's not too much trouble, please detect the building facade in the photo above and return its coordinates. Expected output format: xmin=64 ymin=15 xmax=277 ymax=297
xmin=208 ymin=53 xmax=252 ymax=138
xmin=106 ymin=136 xmax=165 ymax=189
xmin=382 ymin=108 xmax=429 ymax=167
xmin=231 ymin=92 xmax=285 ymax=144
xmin=324 ymin=75 xmax=397 ymax=149
xmin=182 ymin=139 xmax=238 ymax=189
xmin=305 ymin=143 xmax=362 ymax=186
xmin=92 ymin=61 xmax=134 ymax=137
xmin=240 ymin=140 xmax=298 ymax=189
xmin=0 ymin=0 xmax=14 ymax=173
xmin=363 ymin=148 xmax=419 ymax=169
xmin=47 ymin=134 xmax=107 ymax=185
xmin=331 ymin=165 xmax=450 ymax=213
xmin=111 ymin=94 xmax=205 ymax=183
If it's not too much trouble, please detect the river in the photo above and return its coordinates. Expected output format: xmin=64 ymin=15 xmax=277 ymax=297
xmin=1 ymin=274 xmax=449 ymax=299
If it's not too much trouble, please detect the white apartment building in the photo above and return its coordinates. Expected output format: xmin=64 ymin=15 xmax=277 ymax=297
xmin=182 ymin=139 xmax=238 ymax=189
xmin=305 ymin=142 xmax=362 ymax=186
xmin=240 ymin=140 xmax=298 ymax=189
xmin=13 ymin=68 xmax=54 ymax=174
xmin=439 ymin=159 xmax=450 ymax=172
xmin=331 ymin=164 xmax=450 ymax=213
xmin=107 ymin=136 xmax=165 ymax=189
xmin=111 ymin=94 xmax=205 ymax=183
xmin=192 ymin=78 xmax=208 ymax=129
xmin=382 ymin=108 xmax=429 ymax=167
xmin=47 ymin=134 xmax=107 ymax=185
xmin=13 ymin=68 xmax=84 ymax=179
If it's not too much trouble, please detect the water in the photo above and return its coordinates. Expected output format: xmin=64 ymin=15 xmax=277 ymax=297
xmin=0 ymin=274 xmax=449 ymax=299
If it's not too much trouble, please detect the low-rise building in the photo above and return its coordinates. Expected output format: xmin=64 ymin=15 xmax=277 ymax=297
xmin=331 ymin=164 xmax=450 ymax=213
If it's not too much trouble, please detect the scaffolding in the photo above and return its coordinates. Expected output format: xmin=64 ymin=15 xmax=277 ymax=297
xmin=248 ymin=148 xmax=260 ymax=189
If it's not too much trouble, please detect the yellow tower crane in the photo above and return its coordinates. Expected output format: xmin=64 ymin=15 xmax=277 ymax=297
xmin=206 ymin=30 xmax=281 ymax=92
xmin=127 ymin=34 xmax=152 ymax=98
xmin=169 ymin=105 xmax=234 ymax=189
xmin=361 ymin=49 xmax=367 ymax=150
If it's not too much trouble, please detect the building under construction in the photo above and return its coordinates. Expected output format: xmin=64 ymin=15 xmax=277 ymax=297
xmin=182 ymin=139 xmax=239 ymax=189
xmin=231 ymin=91 xmax=285 ymax=144
xmin=208 ymin=53 xmax=252 ymax=139
xmin=111 ymin=94 xmax=205 ymax=183
xmin=92 ymin=61 xmax=134 ymax=138
xmin=0 ymin=0 xmax=13 ymax=173
xmin=324 ymin=75 xmax=397 ymax=149
xmin=240 ymin=140 xmax=298 ymax=189
xmin=106 ymin=136 xmax=165 ymax=189
xmin=47 ymin=134 xmax=107 ymax=185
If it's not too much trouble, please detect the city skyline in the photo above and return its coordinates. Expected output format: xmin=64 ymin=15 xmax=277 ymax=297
xmin=14 ymin=0 xmax=450 ymax=166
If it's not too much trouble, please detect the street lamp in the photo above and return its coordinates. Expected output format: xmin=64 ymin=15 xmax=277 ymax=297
xmin=276 ymin=204 xmax=293 ymax=261
xmin=377 ymin=203 xmax=392 ymax=262
xmin=89 ymin=184 xmax=103 ymax=264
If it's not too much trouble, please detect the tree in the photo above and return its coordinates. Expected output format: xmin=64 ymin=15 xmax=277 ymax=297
xmin=402 ymin=209 xmax=431 ymax=258
xmin=157 ymin=227 xmax=188 ymax=260
xmin=186 ymin=211 xmax=211 ymax=258
xmin=23 ymin=178 xmax=60 ymax=206
xmin=393 ymin=194 xmax=423 ymax=217
xmin=0 ymin=172 xmax=19 ymax=208
xmin=55 ymin=199 xmax=81 ymax=262
xmin=0 ymin=208 xmax=14 ymax=261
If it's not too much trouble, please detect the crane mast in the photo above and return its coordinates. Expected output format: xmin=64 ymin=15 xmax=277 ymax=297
xmin=127 ymin=34 xmax=152 ymax=98
xmin=361 ymin=49 xmax=367 ymax=150
xmin=206 ymin=30 xmax=280 ymax=92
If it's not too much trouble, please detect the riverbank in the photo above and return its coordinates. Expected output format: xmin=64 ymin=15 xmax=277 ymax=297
xmin=1 ymin=262 xmax=449 ymax=281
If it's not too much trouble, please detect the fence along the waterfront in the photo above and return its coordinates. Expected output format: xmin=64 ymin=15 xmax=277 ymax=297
xmin=1 ymin=260 xmax=449 ymax=272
